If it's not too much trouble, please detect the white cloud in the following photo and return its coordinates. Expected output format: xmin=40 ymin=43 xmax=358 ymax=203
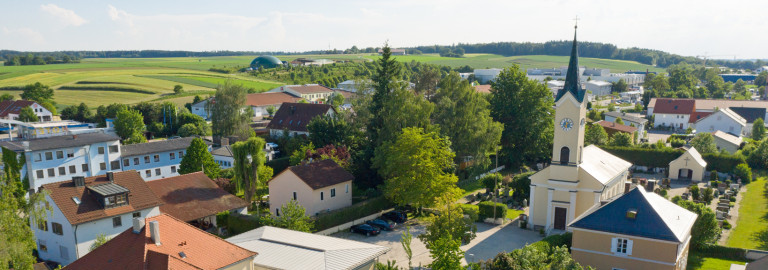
xmin=40 ymin=4 xmax=87 ymax=26
xmin=2 ymin=27 xmax=45 ymax=43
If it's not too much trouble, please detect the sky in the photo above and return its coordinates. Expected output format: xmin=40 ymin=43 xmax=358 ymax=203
xmin=2 ymin=0 xmax=767 ymax=59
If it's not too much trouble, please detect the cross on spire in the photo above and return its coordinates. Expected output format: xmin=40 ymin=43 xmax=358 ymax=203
xmin=573 ymin=16 xmax=580 ymax=29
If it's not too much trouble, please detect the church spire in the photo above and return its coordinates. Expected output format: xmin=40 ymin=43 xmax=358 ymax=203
xmin=556 ymin=24 xmax=586 ymax=103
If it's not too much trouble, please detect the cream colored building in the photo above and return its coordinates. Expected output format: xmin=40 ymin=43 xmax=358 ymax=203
xmin=528 ymin=29 xmax=632 ymax=233
xmin=668 ymin=147 xmax=707 ymax=182
xmin=569 ymin=188 xmax=697 ymax=270
xmin=268 ymin=159 xmax=354 ymax=216
xmin=712 ymin=130 xmax=743 ymax=154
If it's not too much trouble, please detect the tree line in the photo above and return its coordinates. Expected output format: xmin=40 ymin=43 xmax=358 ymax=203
xmin=2 ymin=52 xmax=79 ymax=66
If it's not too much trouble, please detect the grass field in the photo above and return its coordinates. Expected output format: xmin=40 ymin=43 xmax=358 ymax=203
xmin=726 ymin=175 xmax=768 ymax=250
xmin=0 ymin=53 xmax=661 ymax=109
xmin=686 ymin=251 xmax=747 ymax=270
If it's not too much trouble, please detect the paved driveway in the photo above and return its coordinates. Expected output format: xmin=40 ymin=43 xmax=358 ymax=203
xmin=647 ymin=130 xmax=672 ymax=144
xmin=332 ymin=220 xmax=542 ymax=268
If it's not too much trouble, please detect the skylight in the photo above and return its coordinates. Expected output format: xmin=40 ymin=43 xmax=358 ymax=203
xmin=72 ymin=196 xmax=81 ymax=205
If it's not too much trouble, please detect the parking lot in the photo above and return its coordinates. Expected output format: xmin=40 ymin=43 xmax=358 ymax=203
xmin=333 ymin=219 xmax=542 ymax=268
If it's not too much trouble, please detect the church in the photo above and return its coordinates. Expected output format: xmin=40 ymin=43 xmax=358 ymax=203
xmin=528 ymin=27 xmax=632 ymax=233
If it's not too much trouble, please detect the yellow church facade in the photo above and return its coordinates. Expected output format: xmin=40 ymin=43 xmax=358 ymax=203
xmin=528 ymin=28 xmax=632 ymax=233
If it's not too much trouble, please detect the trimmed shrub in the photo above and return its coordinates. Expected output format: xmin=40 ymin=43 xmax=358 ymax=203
xmin=510 ymin=171 xmax=535 ymax=203
xmin=459 ymin=204 xmax=480 ymax=222
xmin=733 ymin=163 xmax=753 ymax=184
xmin=599 ymin=146 xmax=747 ymax=173
xmin=216 ymin=210 xmax=230 ymax=228
xmin=228 ymin=213 xmax=261 ymax=235
xmin=702 ymin=153 xmax=747 ymax=173
xmin=265 ymin=157 xmax=290 ymax=173
xmin=478 ymin=201 xmax=507 ymax=220
xmin=313 ymin=196 xmax=394 ymax=231
xmin=530 ymin=232 xmax=573 ymax=252
xmin=694 ymin=245 xmax=747 ymax=261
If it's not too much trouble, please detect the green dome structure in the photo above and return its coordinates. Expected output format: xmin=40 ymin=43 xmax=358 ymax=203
xmin=250 ymin=55 xmax=282 ymax=69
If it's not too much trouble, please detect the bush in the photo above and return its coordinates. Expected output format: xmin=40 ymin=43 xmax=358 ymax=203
xmin=213 ymin=178 xmax=236 ymax=194
xmin=710 ymin=170 xmax=719 ymax=181
xmin=694 ymin=245 xmax=747 ymax=261
xmin=530 ymin=232 xmax=573 ymax=252
xmin=671 ymin=195 xmax=682 ymax=204
xmin=481 ymin=173 xmax=503 ymax=193
xmin=313 ymin=196 xmax=394 ymax=231
xmin=510 ymin=171 xmax=535 ymax=203
xmin=228 ymin=213 xmax=261 ymax=235
xmin=478 ymin=201 xmax=507 ymax=220
xmin=600 ymin=146 xmax=747 ymax=173
xmin=734 ymin=163 xmax=753 ymax=184
xmin=459 ymin=204 xmax=480 ymax=222
xmin=265 ymin=157 xmax=290 ymax=173
xmin=216 ymin=210 xmax=230 ymax=228
xmin=702 ymin=153 xmax=747 ymax=173
xmin=690 ymin=185 xmax=700 ymax=200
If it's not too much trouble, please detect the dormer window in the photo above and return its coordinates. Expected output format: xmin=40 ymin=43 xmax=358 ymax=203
xmin=88 ymin=183 xmax=130 ymax=209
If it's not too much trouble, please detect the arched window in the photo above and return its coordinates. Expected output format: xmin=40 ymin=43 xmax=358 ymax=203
xmin=560 ymin=147 xmax=570 ymax=165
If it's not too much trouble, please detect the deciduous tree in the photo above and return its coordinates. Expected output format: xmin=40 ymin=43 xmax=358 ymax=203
xmin=18 ymin=107 xmax=38 ymax=122
xmin=676 ymin=200 xmax=720 ymax=249
xmin=269 ymin=200 xmax=314 ymax=232
xmin=20 ymin=82 xmax=54 ymax=103
xmin=418 ymin=198 xmax=475 ymax=270
xmin=752 ymin=118 xmax=765 ymax=141
xmin=608 ymin=132 xmax=633 ymax=147
xmin=584 ymin=123 xmax=609 ymax=146
xmin=179 ymin=137 xmax=219 ymax=179
xmin=114 ymin=109 xmax=146 ymax=144
xmin=690 ymin=132 xmax=717 ymax=154
xmin=232 ymin=137 xmax=267 ymax=208
xmin=211 ymin=81 xmax=252 ymax=139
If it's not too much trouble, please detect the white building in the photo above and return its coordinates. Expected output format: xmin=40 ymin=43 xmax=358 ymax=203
xmin=649 ymin=99 xmax=696 ymax=130
xmin=756 ymin=66 xmax=768 ymax=73
xmin=475 ymin=68 xmax=503 ymax=84
xmin=0 ymin=132 xmax=123 ymax=192
xmin=547 ymin=80 xmax=565 ymax=96
xmin=0 ymin=100 xmax=54 ymax=122
xmin=211 ymin=143 xmax=277 ymax=169
xmin=267 ymin=84 xmax=335 ymax=103
xmin=191 ymin=92 xmax=303 ymax=120
xmin=119 ymin=137 xmax=209 ymax=181
xmin=33 ymin=171 xmax=162 ymax=265
xmin=227 ymin=226 xmax=390 ymax=270
xmin=712 ymin=130 xmax=743 ymax=154
xmin=585 ymin=80 xmax=612 ymax=96
xmin=693 ymin=108 xmax=747 ymax=136
xmin=190 ymin=99 xmax=210 ymax=120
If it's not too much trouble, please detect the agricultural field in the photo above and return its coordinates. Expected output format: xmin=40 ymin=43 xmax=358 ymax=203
xmin=0 ymin=53 xmax=661 ymax=110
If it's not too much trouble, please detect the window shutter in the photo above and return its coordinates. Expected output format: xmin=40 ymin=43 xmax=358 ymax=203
xmin=611 ymin=237 xmax=617 ymax=253
xmin=626 ymin=239 xmax=633 ymax=255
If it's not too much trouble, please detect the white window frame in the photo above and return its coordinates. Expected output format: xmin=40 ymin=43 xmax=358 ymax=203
xmin=611 ymin=237 xmax=633 ymax=256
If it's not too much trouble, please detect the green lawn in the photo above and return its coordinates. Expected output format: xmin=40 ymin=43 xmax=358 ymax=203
xmin=687 ymin=251 xmax=747 ymax=270
xmin=507 ymin=208 xmax=524 ymax=220
xmin=726 ymin=176 xmax=768 ymax=250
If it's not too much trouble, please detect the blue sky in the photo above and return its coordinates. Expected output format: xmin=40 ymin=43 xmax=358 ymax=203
xmin=2 ymin=0 xmax=767 ymax=58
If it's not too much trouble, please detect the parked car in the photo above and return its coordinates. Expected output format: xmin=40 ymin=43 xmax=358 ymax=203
xmin=350 ymin=224 xmax=380 ymax=236
xmin=382 ymin=210 xmax=408 ymax=223
xmin=366 ymin=219 xmax=395 ymax=231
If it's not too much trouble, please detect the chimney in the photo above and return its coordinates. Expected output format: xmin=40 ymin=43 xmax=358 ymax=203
xmin=72 ymin=176 xmax=85 ymax=187
xmin=149 ymin=220 xmax=161 ymax=246
xmin=220 ymin=137 xmax=229 ymax=146
xmin=22 ymin=141 xmax=30 ymax=152
xmin=132 ymin=217 xmax=145 ymax=234
xmin=107 ymin=172 xmax=114 ymax=183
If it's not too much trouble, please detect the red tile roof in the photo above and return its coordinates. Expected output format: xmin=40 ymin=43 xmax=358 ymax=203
xmin=474 ymin=85 xmax=492 ymax=94
xmin=271 ymin=159 xmax=354 ymax=190
xmin=596 ymin=120 xmax=638 ymax=133
xmin=63 ymin=214 xmax=257 ymax=270
xmin=689 ymin=111 xmax=712 ymax=123
xmin=266 ymin=103 xmax=333 ymax=132
xmin=41 ymin=171 xmax=163 ymax=225
xmin=651 ymin=98 xmax=695 ymax=115
xmin=146 ymin=172 xmax=248 ymax=222
xmin=281 ymin=84 xmax=334 ymax=95
xmin=0 ymin=99 xmax=38 ymax=117
xmin=245 ymin=92 xmax=302 ymax=107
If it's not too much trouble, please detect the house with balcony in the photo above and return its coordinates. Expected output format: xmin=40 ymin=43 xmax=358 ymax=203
xmin=33 ymin=171 xmax=162 ymax=265
xmin=268 ymin=159 xmax=353 ymax=216
xmin=119 ymin=137 xmax=209 ymax=181
xmin=0 ymin=132 xmax=122 ymax=192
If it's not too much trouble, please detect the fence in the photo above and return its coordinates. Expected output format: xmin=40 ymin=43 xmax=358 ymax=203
xmin=474 ymin=165 xmax=506 ymax=180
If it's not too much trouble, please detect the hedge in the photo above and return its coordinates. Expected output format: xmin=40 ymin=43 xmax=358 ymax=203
xmin=459 ymin=204 xmax=480 ymax=222
xmin=694 ymin=245 xmax=747 ymax=261
xmin=265 ymin=157 xmax=290 ymax=173
xmin=313 ymin=196 xmax=394 ymax=231
xmin=530 ymin=232 xmax=573 ymax=252
xmin=600 ymin=146 xmax=746 ymax=173
xmin=227 ymin=212 xmax=261 ymax=235
xmin=57 ymin=85 xmax=156 ymax=94
xmin=478 ymin=201 xmax=506 ymax=220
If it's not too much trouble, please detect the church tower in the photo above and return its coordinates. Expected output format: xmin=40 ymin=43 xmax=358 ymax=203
xmin=550 ymin=26 xmax=587 ymax=180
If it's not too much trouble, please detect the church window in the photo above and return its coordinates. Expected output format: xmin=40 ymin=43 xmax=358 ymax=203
xmin=560 ymin=147 xmax=570 ymax=165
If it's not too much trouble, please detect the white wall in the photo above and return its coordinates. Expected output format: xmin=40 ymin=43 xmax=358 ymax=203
xmin=653 ymin=113 xmax=690 ymax=129
xmin=24 ymin=140 xmax=122 ymax=191
xmin=694 ymin=112 xmax=745 ymax=136
xmin=269 ymin=171 xmax=352 ymax=216
xmin=120 ymin=149 xmax=186 ymax=181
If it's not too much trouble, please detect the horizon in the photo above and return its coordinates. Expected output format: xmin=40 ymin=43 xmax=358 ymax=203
xmin=2 ymin=0 xmax=767 ymax=58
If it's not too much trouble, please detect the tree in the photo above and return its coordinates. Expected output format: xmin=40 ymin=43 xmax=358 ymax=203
xmin=18 ymin=107 xmax=38 ymax=122
xmin=20 ymin=82 xmax=54 ymax=103
xmin=734 ymin=163 xmax=753 ymax=183
xmin=0 ymin=93 xmax=14 ymax=101
xmin=608 ymin=132 xmax=633 ymax=147
xmin=668 ymin=63 xmax=699 ymax=91
xmin=433 ymin=72 xmax=503 ymax=167
xmin=270 ymin=200 xmax=314 ymax=232
xmin=211 ymin=81 xmax=252 ymax=139
xmin=232 ymin=137 xmax=266 ymax=209
xmin=89 ymin=234 xmax=111 ymax=251
xmin=676 ymin=200 xmax=721 ymax=249
xmin=367 ymin=42 xmax=402 ymax=147
xmin=418 ymin=198 xmax=475 ymax=270
xmin=307 ymin=115 xmax=362 ymax=150
xmin=414 ymin=65 xmax=440 ymax=98
xmin=752 ymin=118 xmax=766 ymax=141
xmin=114 ymin=109 xmax=146 ymax=143
xmin=373 ymin=127 xmax=461 ymax=210
xmin=701 ymin=187 xmax=714 ymax=204
xmin=584 ymin=123 xmax=609 ymax=146
xmin=748 ymin=139 xmax=768 ymax=168
xmin=611 ymin=79 xmax=628 ymax=93
xmin=401 ymin=226 xmax=414 ymax=269
xmin=173 ymin=84 xmax=184 ymax=94
xmin=614 ymin=117 xmax=624 ymax=125
xmin=179 ymin=137 xmax=220 ymax=179
xmin=489 ymin=65 xmax=554 ymax=168
xmin=40 ymin=101 xmax=56 ymax=115
xmin=690 ymin=132 xmax=717 ymax=154
xmin=481 ymin=173 xmax=503 ymax=194
xmin=266 ymin=105 xmax=276 ymax=116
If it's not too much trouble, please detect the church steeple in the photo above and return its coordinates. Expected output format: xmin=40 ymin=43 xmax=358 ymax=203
xmin=556 ymin=25 xmax=586 ymax=103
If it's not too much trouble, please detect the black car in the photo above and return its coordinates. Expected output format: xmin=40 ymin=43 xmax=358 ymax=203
xmin=350 ymin=224 xmax=380 ymax=236
xmin=366 ymin=218 xmax=396 ymax=231
xmin=382 ymin=210 xmax=408 ymax=223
